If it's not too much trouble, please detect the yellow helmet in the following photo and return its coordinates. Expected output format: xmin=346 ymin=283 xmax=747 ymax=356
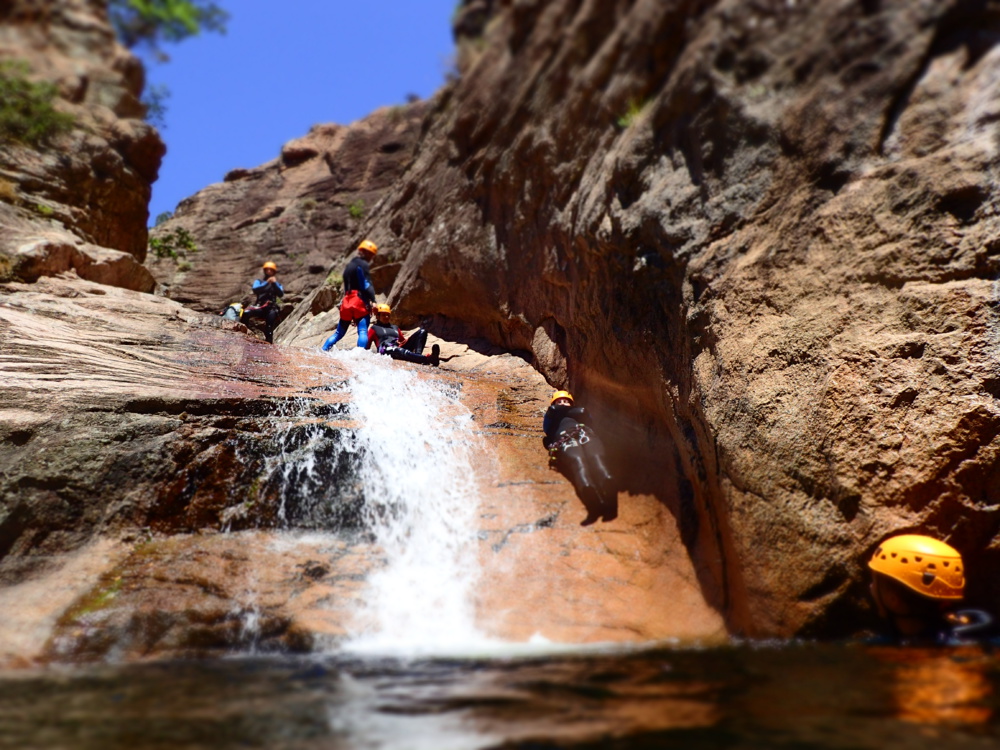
xmin=868 ymin=534 xmax=965 ymax=600
xmin=262 ymin=261 xmax=278 ymax=271
xmin=374 ymin=303 xmax=391 ymax=316
xmin=550 ymin=390 xmax=574 ymax=405
xmin=357 ymin=239 xmax=378 ymax=255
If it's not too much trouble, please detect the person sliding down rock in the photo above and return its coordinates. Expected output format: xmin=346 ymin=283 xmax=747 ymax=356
xmin=366 ymin=304 xmax=440 ymax=366
xmin=868 ymin=533 xmax=994 ymax=644
xmin=240 ymin=261 xmax=284 ymax=343
xmin=321 ymin=239 xmax=378 ymax=351
xmin=542 ymin=390 xmax=618 ymax=526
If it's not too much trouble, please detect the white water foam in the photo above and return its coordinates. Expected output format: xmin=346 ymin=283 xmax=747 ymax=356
xmin=328 ymin=349 xmax=492 ymax=656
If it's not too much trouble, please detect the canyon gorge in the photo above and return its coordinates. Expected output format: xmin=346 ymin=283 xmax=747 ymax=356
xmin=1 ymin=0 xmax=999 ymax=668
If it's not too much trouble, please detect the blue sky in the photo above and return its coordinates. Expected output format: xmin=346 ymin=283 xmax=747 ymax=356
xmin=142 ymin=0 xmax=459 ymax=223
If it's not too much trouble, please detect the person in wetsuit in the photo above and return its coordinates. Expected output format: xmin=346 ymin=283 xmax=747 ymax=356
xmin=321 ymin=239 xmax=378 ymax=351
xmin=542 ymin=390 xmax=618 ymax=526
xmin=366 ymin=304 xmax=440 ymax=366
xmin=868 ymin=534 xmax=993 ymax=644
xmin=240 ymin=261 xmax=284 ymax=343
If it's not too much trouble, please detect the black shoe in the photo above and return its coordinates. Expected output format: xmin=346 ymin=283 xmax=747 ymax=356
xmin=580 ymin=511 xmax=601 ymax=527
xmin=429 ymin=344 xmax=440 ymax=367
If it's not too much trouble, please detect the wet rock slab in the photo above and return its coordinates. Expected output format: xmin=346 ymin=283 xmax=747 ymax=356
xmin=0 ymin=280 xmax=723 ymax=665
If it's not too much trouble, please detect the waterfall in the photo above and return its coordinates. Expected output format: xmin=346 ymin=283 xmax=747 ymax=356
xmin=329 ymin=349 xmax=489 ymax=655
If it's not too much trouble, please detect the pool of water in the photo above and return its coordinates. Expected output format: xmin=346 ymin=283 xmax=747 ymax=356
xmin=1 ymin=642 xmax=998 ymax=749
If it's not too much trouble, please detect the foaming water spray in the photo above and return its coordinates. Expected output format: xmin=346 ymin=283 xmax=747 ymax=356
xmin=332 ymin=349 xmax=489 ymax=655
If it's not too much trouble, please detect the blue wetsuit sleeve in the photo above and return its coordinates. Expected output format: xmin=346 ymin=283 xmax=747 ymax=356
xmin=252 ymin=279 xmax=284 ymax=294
xmin=356 ymin=266 xmax=375 ymax=305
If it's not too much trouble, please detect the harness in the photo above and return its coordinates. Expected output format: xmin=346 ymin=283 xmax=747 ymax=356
xmin=547 ymin=424 xmax=591 ymax=469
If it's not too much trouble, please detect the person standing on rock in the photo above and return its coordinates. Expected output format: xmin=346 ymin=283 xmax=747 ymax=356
xmin=321 ymin=239 xmax=378 ymax=351
xmin=868 ymin=533 xmax=993 ymax=643
xmin=240 ymin=261 xmax=284 ymax=343
xmin=542 ymin=390 xmax=618 ymax=526
xmin=366 ymin=303 xmax=440 ymax=366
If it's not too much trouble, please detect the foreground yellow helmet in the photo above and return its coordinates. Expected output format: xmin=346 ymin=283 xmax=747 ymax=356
xmin=550 ymin=390 xmax=574 ymax=405
xmin=357 ymin=239 xmax=378 ymax=255
xmin=262 ymin=261 xmax=278 ymax=271
xmin=374 ymin=303 xmax=391 ymax=315
xmin=869 ymin=534 xmax=965 ymax=600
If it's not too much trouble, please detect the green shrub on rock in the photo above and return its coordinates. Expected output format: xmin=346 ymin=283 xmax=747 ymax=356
xmin=0 ymin=61 xmax=75 ymax=147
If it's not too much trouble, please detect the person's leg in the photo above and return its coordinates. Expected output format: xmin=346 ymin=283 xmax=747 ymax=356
xmin=240 ymin=307 xmax=269 ymax=340
xmin=388 ymin=347 xmax=434 ymax=365
xmin=401 ymin=329 xmax=428 ymax=354
xmin=580 ymin=430 xmax=617 ymax=521
xmin=264 ymin=307 xmax=279 ymax=344
xmin=322 ymin=319 xmax=351 ymax=351
xmin=556 ymin=443 xmax=604 ymax=525
xmin=356 ymin=315 xmax=370 ymax=348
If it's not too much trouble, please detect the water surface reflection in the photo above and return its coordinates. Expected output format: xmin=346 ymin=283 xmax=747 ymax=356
xmin=0 ymin=643 xmax=997 ymax=749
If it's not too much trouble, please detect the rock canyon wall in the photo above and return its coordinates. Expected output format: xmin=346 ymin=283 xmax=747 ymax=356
xmin=0 ymin=0 xmax=998 ymax=648
xmin=282 ymin=0 xmax=997 ymax=636
xmin=0 ymin=0 xmax=161 ymax=289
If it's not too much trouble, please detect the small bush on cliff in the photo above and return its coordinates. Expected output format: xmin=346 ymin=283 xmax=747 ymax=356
xmin=348 ymin=200 xmax=366 ymax=220
xmin=150 ymin=227 xmax=198 ymax=260
xmin=0 ymin=62 xmax=75 ymax=147
xmin=616 ymin=98 xmax=649 ymax=130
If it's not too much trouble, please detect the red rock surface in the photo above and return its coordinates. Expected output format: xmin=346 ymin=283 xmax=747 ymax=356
xmin=2 ymin=0 xmax=999 ymax=653
xmin=277 ymin=0 xmax=999 ymax=637
xmin=0 ymin=279 xmax=723 ymax=666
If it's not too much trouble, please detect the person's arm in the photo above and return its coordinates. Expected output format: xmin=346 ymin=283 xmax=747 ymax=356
xmin=366 ymin=326 xmax=377 ymax=351
xmin=356 ymin=265 xmax=376 ymax=305
xmin=273 ymin=280 xmax=284 ymax=296
xmin=542 ymin=407 xmax=557 ymax=443
xmin=252 ymin=279 xmax=265 ymax=291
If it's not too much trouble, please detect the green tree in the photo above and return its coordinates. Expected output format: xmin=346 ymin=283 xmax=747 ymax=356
xmin=108 ymin=0 xmax=229 ymax=59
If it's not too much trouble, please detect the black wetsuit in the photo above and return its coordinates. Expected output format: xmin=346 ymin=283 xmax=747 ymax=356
xmin=368 ymin=322 xmax=435 ymax=365
xmin=343 ymin=256 xmax=376 ymax=306
xmin=878 ymin=609 xmax=997 ymax=646
xmin=542 ymin=403 xmax=617 ymax=524
xmin=241 ymin=277 xmax=284 ymax=343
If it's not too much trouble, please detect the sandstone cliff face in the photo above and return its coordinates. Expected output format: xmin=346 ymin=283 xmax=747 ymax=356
xmin=146 ymin=102 xmax=431 ymax=316
xmin=4 ymin=0 xmax=999 ymax=646
xmin=0 ymin=0 xmax=162 ymax=290
xmin=276 ymin=0 xmax=999 ymax=636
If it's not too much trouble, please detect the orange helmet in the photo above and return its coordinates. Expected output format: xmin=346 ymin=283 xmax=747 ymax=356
xmin=374 ymin=303 xmax=391 ymax=316
xmin=262 ymin=261 xmax=278 ymax=271
xmin=550 ymin=390 xmax=574 ymax=405
xmin=868 ymin=534 xmax=965 ymax=600
xmin=357 ymin=239 xmax=378 ymax=255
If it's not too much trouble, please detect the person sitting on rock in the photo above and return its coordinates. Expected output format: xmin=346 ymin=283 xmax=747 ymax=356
xmin=366 ymin=303 xmax=440 ymax=366
xmin=220 ymin=302 xmax=243 ymax=321
xmin=240 ymin=261 xmax=284 ymax=343
xmin=868 ymin=533 xmax=993 ymax=643
xmin=542 ymin=390 xmax=618 ymax=526
xmin=321 ymin=239 xmax=378 ymax=351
